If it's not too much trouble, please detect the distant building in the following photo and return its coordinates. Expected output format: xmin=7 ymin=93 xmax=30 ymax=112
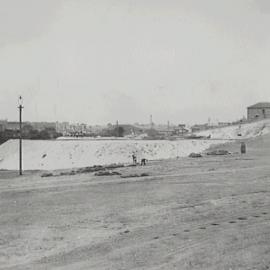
xmin=218 ymin=122 xmax=231 ymax=127
xmin=247 ymin=102 xmax=270 ymax=121
xmin=1 ymin=121 xmax=58 ymax=132
xmin=56 ymin=122 xmax=70 ymax=135
xmin=0 ymin=120 xmax=8 ymax=132
xmin=173 ymin=125 xmax=189 ymax=136
xmin=191 ymin=124 xmax=209 ymax=133
xmin=5 ymin=121 xmax=28 ymax=131
xmin=30 ymin=122 xmax=57 ymax=131
xmin=158 ymin=129 xmax=174 ymax=137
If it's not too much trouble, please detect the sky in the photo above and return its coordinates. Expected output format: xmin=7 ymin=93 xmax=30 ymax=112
xmin=0 ymin=0 xmax=270 ymax=125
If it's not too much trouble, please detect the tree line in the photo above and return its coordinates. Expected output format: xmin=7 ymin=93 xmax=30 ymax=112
xmin=0 ymin=125 xmax=62 ymax=145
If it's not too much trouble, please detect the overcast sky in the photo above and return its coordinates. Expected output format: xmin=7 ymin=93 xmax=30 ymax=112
xmin=0 ymin=0 xmax=270 ymax=125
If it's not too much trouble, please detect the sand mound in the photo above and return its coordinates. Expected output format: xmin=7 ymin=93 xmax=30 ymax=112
xmin=197 ymin=119 xmax=270 ymax=140
xmin=0 ymin=139 xmax=221 ymax=170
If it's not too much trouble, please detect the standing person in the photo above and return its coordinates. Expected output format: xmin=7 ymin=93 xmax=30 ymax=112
xmin=132 ymin=153 xmax=137 ymax=165
xmin=241 ymin=142 xmax=246 ymax=154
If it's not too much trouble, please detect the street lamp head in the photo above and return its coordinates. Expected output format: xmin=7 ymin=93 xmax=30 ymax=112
xmin=18 ymin=95 xmax=23 ymax=107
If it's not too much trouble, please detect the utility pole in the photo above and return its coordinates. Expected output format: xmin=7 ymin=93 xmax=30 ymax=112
xmin=116 ymin=120 xmax=119 ymax=137
xmin=150 ymin=115 xmax=153 ymax=130
xmin=18 ymin=96 xmax=23 ymax=175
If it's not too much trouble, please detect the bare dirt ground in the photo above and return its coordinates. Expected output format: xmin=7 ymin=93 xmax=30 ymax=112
xmin=1 ymin=136 xmax=270 ymax=270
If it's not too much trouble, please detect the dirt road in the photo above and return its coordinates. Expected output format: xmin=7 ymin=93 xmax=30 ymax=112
xmin=1 ymin=136 xmax=270 ymax=269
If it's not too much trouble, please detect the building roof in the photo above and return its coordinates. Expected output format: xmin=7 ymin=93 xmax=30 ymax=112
xmin=248 ymin=102 xmax=270 ymax=109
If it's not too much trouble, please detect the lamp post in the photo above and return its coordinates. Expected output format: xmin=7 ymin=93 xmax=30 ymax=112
xmin=18 ymin=96 xmax=23 ymax=175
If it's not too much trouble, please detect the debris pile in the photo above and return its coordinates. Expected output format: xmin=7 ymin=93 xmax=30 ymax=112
xmin=206 ymin=150 xmax=230 ymax=156
xmin=189 ymin=153 xmax=203 ymax=158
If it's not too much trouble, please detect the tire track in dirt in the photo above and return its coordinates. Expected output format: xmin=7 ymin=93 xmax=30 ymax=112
xmin=8 ymin=210 xmax=269 ymax=270
xmin=142 ymin=214 xmax=270 ymax=270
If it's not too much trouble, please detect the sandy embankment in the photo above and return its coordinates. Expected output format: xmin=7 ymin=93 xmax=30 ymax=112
xmin=0 ymin=139 xmax=226 ymax=171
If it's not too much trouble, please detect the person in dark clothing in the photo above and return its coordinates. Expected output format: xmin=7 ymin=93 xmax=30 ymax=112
xmin=141 ymin=158 xmax=147 ymax=166
xmin=132 ymin=154 xmax=137 ymax=165
xmin=241 ymin=142 xmax=246 ymax=154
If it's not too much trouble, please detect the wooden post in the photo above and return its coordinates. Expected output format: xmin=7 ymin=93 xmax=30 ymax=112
xmin=18 ymin=96 xmax=23 ymax=175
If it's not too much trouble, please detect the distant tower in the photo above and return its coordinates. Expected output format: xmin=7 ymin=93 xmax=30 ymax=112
xmin=167 ymin=121 xmax=170 ymax=131
xmin=150 ymin=115 xmax=154 ymax=129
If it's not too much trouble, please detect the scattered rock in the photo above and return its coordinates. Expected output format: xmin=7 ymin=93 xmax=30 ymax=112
xmin=189 ymin=153 xmax=203 ymax=158
xmin=59 ymin=171 xmax=76 ymax=176
xmin=41 ymin=172 xmax=53 ymax=178
xmin=121 ymin=174 xmax=139 ymax=178
xmin=55 ymin=164 xmax=126 ymax=177
xmin=207 ymin=150 xmax=230 ymax=156
xmin=95 ymin=171 xmax=121 ymax=176
xmin=77 ymin=165 xmax=105 ymax=173
xmin=106 ymin=164 xmax=125 ymax=169
xmin=121 ymin=173 xmax=150 ymax=178
xmin=237 ymin=217 xmax=247 ymax=220
xmin=76 ymin=164 xmax=125 ymax=174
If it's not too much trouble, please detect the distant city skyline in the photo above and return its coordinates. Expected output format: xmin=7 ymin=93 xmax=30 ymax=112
xmin=0 ymin=116 xmax=242 ymax=127
xmin=1 ymin=0 xmax=270 ymax=125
